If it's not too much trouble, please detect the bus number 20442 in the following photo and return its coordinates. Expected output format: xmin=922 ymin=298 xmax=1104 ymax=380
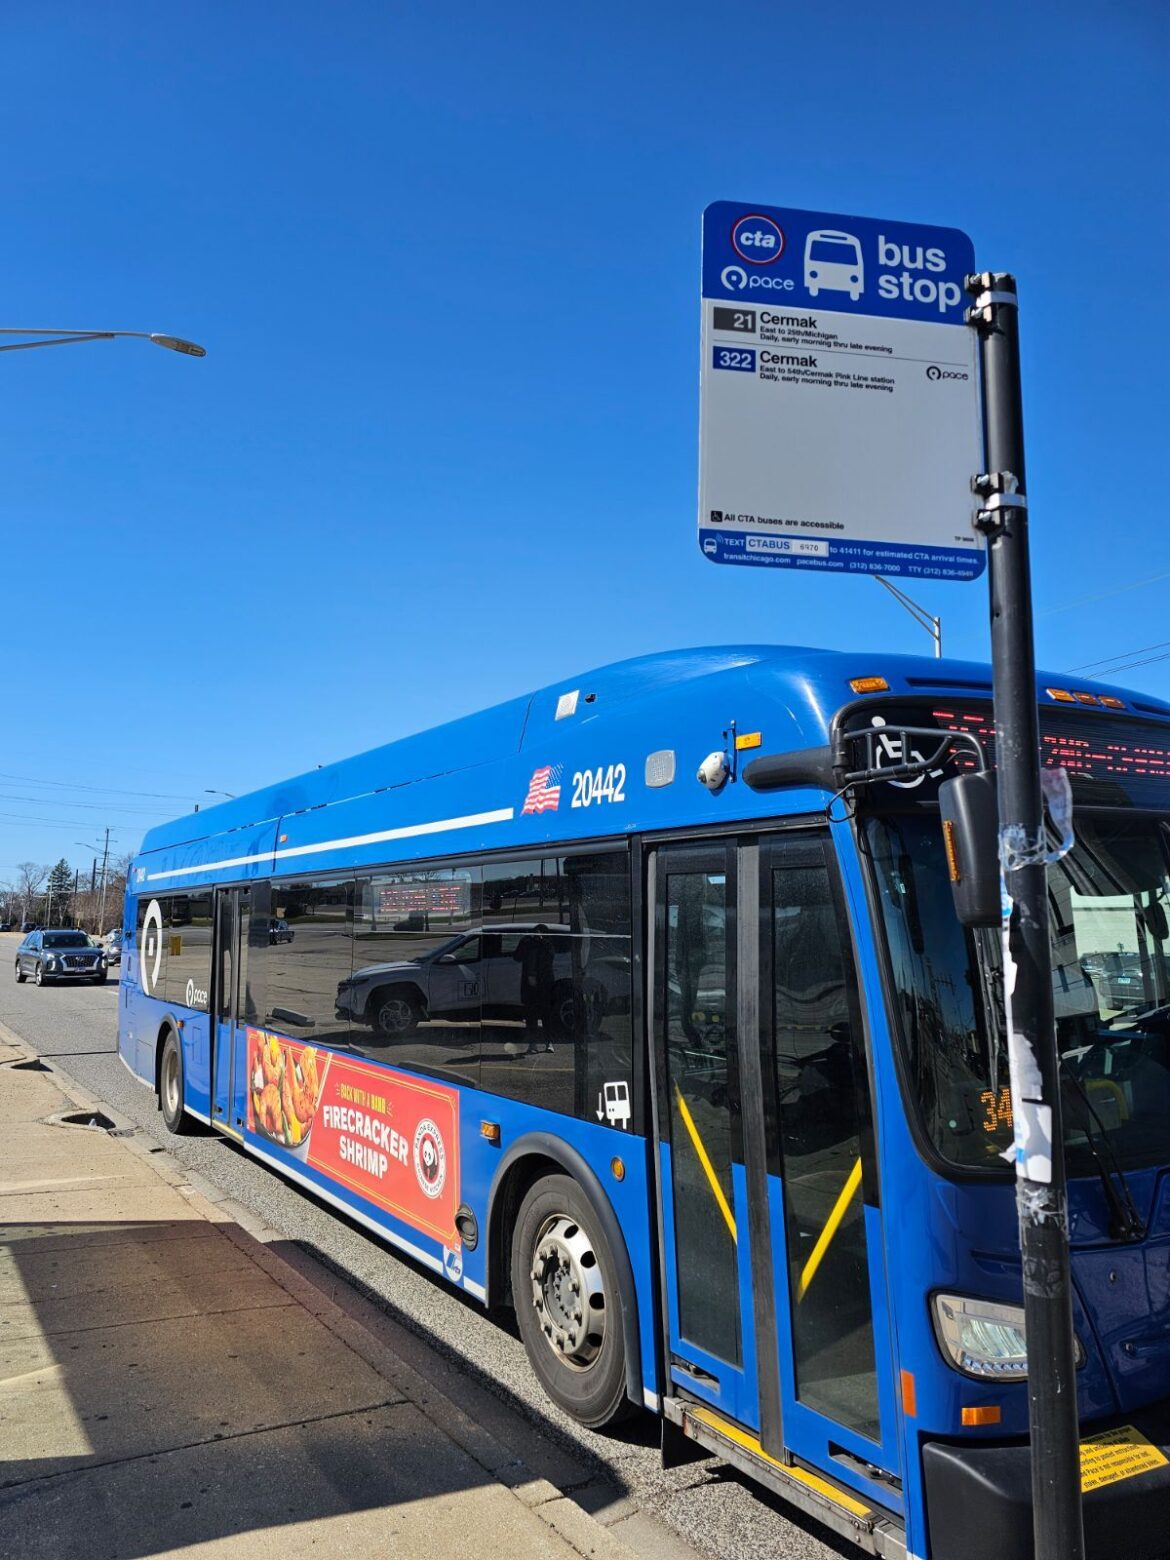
xmin=571 ymin=764 xmax=627 ymax=808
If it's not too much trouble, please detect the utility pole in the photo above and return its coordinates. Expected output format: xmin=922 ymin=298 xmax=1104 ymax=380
xmin=97 ymin=827 xmax=111 ymax=935
xmin=967 ymin=271 xmax=1084 ymax=1560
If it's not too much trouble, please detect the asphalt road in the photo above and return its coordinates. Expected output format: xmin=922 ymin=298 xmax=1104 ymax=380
xmin=0 ymin=934 xmax=850 ymax=1560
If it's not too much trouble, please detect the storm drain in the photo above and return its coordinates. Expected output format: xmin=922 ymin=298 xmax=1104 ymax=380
xmin=8 ymin=1058 xmax=51 ymax=1072
xmin=54 ymin=1110 xmax=120 ymax=1132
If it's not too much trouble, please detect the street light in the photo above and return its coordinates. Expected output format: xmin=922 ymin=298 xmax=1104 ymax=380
xmin=0 ymin=327 xmax=206 ymax=357
xmin=204 ymin=789 xmax=236 ymax=800
xmin=874 ymin=574 xmax=943 ymax=658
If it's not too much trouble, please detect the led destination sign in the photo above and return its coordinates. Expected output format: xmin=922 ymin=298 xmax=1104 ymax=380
xmin=850 ymin=703 xmax=1170 ymax=809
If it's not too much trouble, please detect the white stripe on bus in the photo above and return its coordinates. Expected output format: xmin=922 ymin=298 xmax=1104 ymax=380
xmin=144 ymin=806 xmax=515 ymax=883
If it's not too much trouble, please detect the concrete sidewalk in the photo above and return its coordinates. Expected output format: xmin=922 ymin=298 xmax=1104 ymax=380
xmin=0 ymin=1039 xmax=639 ymax=1559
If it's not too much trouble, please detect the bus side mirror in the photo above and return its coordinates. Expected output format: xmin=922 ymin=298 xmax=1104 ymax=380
xmin=938 ymin=771 xmax=1000 ymax=928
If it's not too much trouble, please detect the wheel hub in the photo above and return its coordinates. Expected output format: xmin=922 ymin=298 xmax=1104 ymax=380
xmin=529 ymin=1213 xmax=606 ymax=1370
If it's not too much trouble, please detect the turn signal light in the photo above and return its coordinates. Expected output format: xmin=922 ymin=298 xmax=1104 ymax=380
xmin=480 ymin=1121 xmax=501 ymax=1144
xmin=850 ymin=676 xmax=890 ymax=694
xmin=735 ymin=731 xmax=762 ymax=751
xmin=961 ymin=1405 xmax=1002 ymax=1427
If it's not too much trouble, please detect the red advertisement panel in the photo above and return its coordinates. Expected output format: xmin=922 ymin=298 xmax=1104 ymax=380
xmin=245 ymin=1028 xmax=460 ymax=1247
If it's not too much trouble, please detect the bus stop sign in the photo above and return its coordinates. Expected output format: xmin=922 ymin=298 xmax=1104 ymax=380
xmin=699 ymin=201 xmax=983 ymax=580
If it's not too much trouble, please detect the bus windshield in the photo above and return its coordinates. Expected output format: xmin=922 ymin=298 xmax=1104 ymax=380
xmin=863 ymin=809 xmax=1170 ymax=1175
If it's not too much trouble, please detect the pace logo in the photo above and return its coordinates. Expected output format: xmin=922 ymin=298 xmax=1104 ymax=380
xmin=413 ymin=1118 xmax=447 ymax=1200
xmin=731 ymin=213 xmax=784 ymax=264
xmin=720 ymin=264 xmax=748 ymax=291
xmin=141 ymin=899 xmax=163 ymax=996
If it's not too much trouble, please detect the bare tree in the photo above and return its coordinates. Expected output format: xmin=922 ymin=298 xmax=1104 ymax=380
xmin=16 ymin=862 xmax=47 ymax=923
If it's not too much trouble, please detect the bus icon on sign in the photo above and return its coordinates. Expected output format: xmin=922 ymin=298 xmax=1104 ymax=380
xmin=804 ymin=229 xmax=864 ymax=301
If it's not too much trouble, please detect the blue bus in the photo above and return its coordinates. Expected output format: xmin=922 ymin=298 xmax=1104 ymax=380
xmin=119 ymin=644 xmax=1170 ymax=1560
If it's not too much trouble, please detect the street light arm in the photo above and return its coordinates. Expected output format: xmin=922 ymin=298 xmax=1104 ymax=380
xmin=875 ymin=574 xmax=943 ymax=658
xmin=0 ymin=328 xmax=206 ymax=357
xmin=0 ymin=334 xmax=115 ymax=353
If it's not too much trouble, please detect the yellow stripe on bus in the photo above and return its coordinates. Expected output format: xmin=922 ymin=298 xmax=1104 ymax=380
xmin=798 ymin=1157 xmax=862 ymax=1301
xmin=688 ymin=1407 xmax=873 ymax=1520
xmin=674 ymin=1085 xmax=737 ymax=1242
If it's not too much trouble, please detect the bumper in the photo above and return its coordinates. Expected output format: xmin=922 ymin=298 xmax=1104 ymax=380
xmin=45 ymin=965 xmax=106 ymax=979
xmin=923 ymin=1402 xmax=1170 ymax=1560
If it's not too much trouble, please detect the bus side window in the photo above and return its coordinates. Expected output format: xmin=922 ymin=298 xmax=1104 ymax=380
xmin=479 ymin=852 xmax=634 ymax=1128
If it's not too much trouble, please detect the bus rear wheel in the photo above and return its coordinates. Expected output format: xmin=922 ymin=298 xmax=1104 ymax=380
xmin=510 ymin=1174 xmax=631 ymax=1430
xmin=159 ymin=1030 xmax=196 ymax=1135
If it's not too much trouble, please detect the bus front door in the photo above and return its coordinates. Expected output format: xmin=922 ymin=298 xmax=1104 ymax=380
xmin=212 ymin=885 xmax=251 ymax=1137
xmin=650 ymin=835 xmax=900 ymax=1515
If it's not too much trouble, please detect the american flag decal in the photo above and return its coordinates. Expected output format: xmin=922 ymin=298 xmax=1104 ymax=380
xmin=522 ymin=764 xmax=562 ymax=815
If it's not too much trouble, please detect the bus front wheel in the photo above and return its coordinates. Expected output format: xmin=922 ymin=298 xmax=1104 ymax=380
xmin=510 ymin=1173 xmax=631 ymax=1430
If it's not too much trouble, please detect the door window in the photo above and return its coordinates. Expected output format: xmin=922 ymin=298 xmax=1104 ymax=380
xmin=767 ymin=849 xmax=880 ymax=1440
xmin=662 ymin=860 xmax=742 ymax=1367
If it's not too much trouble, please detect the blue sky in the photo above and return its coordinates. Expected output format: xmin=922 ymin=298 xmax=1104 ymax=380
xmin=2 ymin=0 xmax=1167 ymax=876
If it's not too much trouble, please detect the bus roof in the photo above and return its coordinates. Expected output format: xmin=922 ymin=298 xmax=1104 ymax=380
xmin=132 ymin=644 xmax=1170 ymax=888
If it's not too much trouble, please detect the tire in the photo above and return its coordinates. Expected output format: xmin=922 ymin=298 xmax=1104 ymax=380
xmin=159 ymin=1030 xmax=196 ymax=1135
xmin=14 ymin=961 xmax=25 ymax=984
xmin=371 ymin=988 xmax=420 ymax=1039
xmin=510 ymin=1173 xmax=632 ymax=1430
xmin=34 ymin=962 xmax=47 ymax=987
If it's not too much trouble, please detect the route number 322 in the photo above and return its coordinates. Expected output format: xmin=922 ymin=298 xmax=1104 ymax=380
xmin=571 ymin=764 xmax=627 ymax=808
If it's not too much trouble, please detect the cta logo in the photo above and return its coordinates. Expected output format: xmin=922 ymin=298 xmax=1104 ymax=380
xmin=731 ymin=213 xmax=784 ymax=264
xmin=926 ymin=365 xmax=969 ymax=381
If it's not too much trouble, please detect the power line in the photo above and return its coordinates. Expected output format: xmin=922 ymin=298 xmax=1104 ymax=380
xmin=1039 ymin=568 xmax=1170 ymax=618
xmin=0 ymin=790 xmax=169 ymax=817
xmin=1067 ymin=639 xmax=1170 ymax=674
xmin=0 ymin=812 xmax=128 ymax=832
xmin=0 ymin=769 xmax=194 ymax=802
xmin=1080 ymin=650 xmax=1170 ymax=678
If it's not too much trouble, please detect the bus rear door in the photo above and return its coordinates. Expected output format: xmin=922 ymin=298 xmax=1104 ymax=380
xmin=212 ymin=885 xmax=251 ymax=1136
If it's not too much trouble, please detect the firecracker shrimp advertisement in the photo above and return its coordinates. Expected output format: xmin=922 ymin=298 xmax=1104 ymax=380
xmin=246 ymin=1029 xmax=460 ymax=1246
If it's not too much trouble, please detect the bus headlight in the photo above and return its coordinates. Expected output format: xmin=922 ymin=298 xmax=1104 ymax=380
xmin=932 ymin=1294 xmax=1087 ymax=1381
xmin=933 ymin=1295 xmax=1030 ymax=1379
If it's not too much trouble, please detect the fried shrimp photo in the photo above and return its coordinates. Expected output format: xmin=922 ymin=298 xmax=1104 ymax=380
xmin=247 ymin=1030 xmax=326 ymax=1151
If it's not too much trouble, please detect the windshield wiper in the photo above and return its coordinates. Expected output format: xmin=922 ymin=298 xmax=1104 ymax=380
xmin=1060 ymin=1060 xmax=1146 ymax=1242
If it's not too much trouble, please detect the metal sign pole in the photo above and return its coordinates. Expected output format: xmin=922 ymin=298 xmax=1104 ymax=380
xmin=966 ymin=271 xmax=1085 ymax=1560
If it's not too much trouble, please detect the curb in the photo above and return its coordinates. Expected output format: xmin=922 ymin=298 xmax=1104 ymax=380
xmin=1 ymin=1032 xmax=648 ymax=1560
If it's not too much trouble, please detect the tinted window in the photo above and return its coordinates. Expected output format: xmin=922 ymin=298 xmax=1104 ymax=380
xmin=43 ymin=932 xmax=90 ymax=949
xmin=661 ymin=859 xmax=741 ymax=1365
xmin=346 ymin=867 xmax=480 ymax=1083
xmin=165 ymin=893 xmax=213 ymax=1010
xmin=768 ymin=851 xmax=879 ymax=1440
xmin=253 ymin=880 xmax=354 ymax=1047
xmin=480 ymin=853 xmax=633 ymax=1124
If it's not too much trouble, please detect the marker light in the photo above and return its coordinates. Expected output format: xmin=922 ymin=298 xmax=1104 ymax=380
xmin=1073 ymin=691 xmax=1100 ymax=705
xmin=961 ymin=1404 xmax=1002 ymax=1427
xmin=1100 ymin=695 xmax=1126 ymax=710
xmin=849 ymin=676 xmax=890 ymax=695
xmin=735 ymin=731 xmax=762 ymax=751
xmin=480 ymin=1120 xmax=501 ymax=1144
xmin=1046 ymin=688 xmax=1076 ymax=702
